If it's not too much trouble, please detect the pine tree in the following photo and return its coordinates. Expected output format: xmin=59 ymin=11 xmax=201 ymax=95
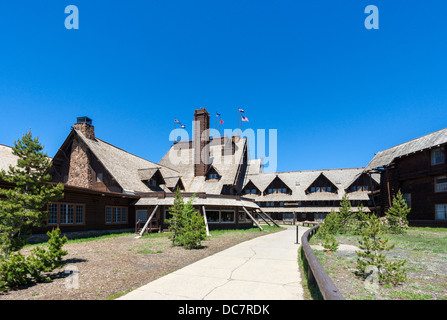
xmin=385 ymin=190 xmax=410 ymax=234
xmin=0 ymin=131 xmax=64 ymax=257
xmin=165 ymin=188 xmax=207 ymax=249
xmin=165 ymin=187 xmax=188 ymax=245
xmin=339 ymin=193 xmax=353 ymax=233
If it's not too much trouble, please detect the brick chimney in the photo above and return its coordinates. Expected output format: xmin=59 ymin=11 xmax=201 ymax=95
xmin=193 ymin=108 xmax=210 ymax=176
xmin=74 ymin=116 xmax=95 ymax=140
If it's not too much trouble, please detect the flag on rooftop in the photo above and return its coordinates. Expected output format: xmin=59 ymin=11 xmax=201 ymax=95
xmin=241 ymin=115 xmax=249 ymax=122
xmin=220 ymin=119 xmax=224 ymax=124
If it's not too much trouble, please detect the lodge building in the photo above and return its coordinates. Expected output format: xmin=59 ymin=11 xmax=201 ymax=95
xmin=1 ymin=107 xmax=447 ymax=237
xmin=364 ymin=127 xmax=447 ymax=227
xmin=241 ymin=168 xmax=380 ymax=223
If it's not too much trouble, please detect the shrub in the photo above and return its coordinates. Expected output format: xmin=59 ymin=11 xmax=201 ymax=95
xmin=384 ymin=190 xmax=410 ymax=234
xmin=166 ymin=188 xmax=208 ymax=249
xmin=356 ymin=213 xmax=407 ymax=285
xmin=0 ymin=228 xmax=68 ymax=290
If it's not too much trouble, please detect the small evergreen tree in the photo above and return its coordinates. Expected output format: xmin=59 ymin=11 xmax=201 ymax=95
xmin=356 ymin=213 xmax=407 ymax=285
xmin=0 ymin=131 xmax=64 ymax=258
xmin=339 ymin=193 xmax=353 ymax=233
xmin=165 ymin=187 xmax=188 ymax=245
xmin=166 ymin=188 xmax=207 ymax=249
xmin=384 ymin=190 xmax=410 ymax=234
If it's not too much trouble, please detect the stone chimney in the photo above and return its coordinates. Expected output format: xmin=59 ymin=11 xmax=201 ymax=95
xmin=74 ymin=116 xmax=95 ymax=140
xmin=193 ymin=108 xmax=210 ymax=177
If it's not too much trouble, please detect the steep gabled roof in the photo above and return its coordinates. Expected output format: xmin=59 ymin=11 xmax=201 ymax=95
xmin=365 ymin=127 xmax=447 ymax=171
xmin=243 ymin=167 xmax=372 ymax=202
xmin=0 ymin=145 xmax=19 ymax=172
xmin=74 ymin=129 xmax=180 ymax=193
xmin=159 ymin=136 xmax=247 ymax=194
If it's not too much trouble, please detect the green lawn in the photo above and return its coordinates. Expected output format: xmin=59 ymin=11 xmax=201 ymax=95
xmin=306 ymin=227 xmax=447 ymax=300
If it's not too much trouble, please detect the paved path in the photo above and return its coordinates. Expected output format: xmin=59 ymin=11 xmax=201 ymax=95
xmin=118 ymin=225 xmax=307 ymax=300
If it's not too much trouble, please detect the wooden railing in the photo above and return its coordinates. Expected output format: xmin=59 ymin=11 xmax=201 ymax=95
xmin=301 ymin=224 xmax=345 ymax=300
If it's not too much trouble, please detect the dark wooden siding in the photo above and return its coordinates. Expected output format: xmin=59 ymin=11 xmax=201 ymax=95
xmin=379 ymin=145 xmax=447 ymax=226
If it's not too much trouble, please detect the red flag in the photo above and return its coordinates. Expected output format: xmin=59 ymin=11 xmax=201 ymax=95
xmin=219 ymin=119 xmax=224 ymax=124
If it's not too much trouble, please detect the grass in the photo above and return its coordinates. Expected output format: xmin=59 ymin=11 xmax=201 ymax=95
xmin=306 ymin=226 xmax=447 ymax=300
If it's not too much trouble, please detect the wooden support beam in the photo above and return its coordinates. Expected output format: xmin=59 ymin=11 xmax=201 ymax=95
xmin=202 ymin=205 xmax=210 ymax=237
xmin=256 ymin=208 xmax=280 ymax=227
xmin=139 ymin=205 xmax=159 ymax=237
xmin=255 ymin=210 xmax=271 ymax=226
xmin=242 ymin=207 xmax=263 ymax=231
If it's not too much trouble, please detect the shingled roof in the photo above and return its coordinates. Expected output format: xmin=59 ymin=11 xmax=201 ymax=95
xmin=364 ymin=127 xmax=447 ymax=171
xmin=159 ymin=136 xmax=247 ymax=195
xmin=74 ymin=129 xmax=181 ymax=194
xmin=243 ymin=168 xmax=379 ymax=202
xmin=0 ymin=145 xmax=18 ymax=172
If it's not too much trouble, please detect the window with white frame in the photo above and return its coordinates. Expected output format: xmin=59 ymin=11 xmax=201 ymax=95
xmin=431 ymin=148 xmax=445 ymax=165
xmin=435 ymin=204 xmax=447 ymax=220
xmin=435 ymin=176 xmax=447 ymax=192
xmin=47 ymin=203 xmax=85 ymax=225
xmin=205 ymin=208 xmax=235 ymax=223
xmin=106 ymin=206 xmax=128 ymax=224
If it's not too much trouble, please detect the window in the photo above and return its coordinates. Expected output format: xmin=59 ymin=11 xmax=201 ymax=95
xmin=76 ymin=205 xmax=84 ymax=224
xmin=252 ymin=189 xmax=257 ymax=194
xmin=206 ymin=210 xmax=220 ymax=223
xmin=435 ymin=176 xmax=447 ymax=192
xmin=238 ymin=211 xmax=249 ymax=223
xmin=60 ymin=204 xmax=74 ymax=224
xmin=280 ymin=202 xmax=284 ymax=207
xmin=245 ymin=189 xmax=250 ymax=194
xmin=48 ymin=204 xmax=58 ymax=225
xmin=327 ymin=186 xmax=331 ymax=192
xmin=315 ymin=214 xmax=325 ymax=222
xmin=431 ymin=148 xmax=444 ymax=165
xmin=310 ymin=187 xmax=315 ymax=193
xmin=402 ymin=194 xmax=411 ymax=208
xmin=106 ymin=206 xmax=129 ymax=224
xmin=268 ymin=188 xmax=272 ymax=194
xmin=208 ymin=173 xmax=218 ymax=180
xmin=435 ymin=204 xmax=447 ymax=220
xmin=47 ymin=203 xmax=85 ymax=225
xmin=221 ymin=210 xmax=235 ymax=223
xmin=97 ymin=173 xmax=103 ymax=182
xmin=106 ymin=207 xmax=112 ymax=223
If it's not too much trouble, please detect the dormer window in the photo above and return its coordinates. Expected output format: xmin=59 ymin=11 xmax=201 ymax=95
xmin=208 ymin=173 xmax=218 ymax=180
xmin=431 ymin=148 xmax=444 ymax=165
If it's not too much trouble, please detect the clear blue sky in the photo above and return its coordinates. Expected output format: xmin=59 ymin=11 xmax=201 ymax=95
xmin=1 ymin=1 xmax=447 ymax=172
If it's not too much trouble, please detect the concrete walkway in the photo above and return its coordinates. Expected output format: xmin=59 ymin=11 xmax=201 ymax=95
xmin=118 ymin=225 xmax=307 ymax=300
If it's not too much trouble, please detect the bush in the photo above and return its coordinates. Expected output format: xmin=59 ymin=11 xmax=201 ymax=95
xmin=384 ymin=190 xmax=410 ymax=234
xmin=0 ymin=228 xmax=68 ymax=290
xmin=355 ymin=214 xmax=407 ymax=285
xmin=166 ymin=188 xmax=208 ymax=249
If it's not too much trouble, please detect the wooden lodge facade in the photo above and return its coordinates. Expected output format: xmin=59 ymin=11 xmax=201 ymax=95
xmin=364 ymin=127 xmax=447 ymax=227
xmin=241 ymin=167 xmax=380 ymax=223
xmin=2 ymin=109 xmax=447 ymax=236
xmin=0 ymin=109 xmax=265 ymax=238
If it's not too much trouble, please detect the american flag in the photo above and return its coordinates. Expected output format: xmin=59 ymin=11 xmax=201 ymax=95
xmin=241 ymin=115 xmax=249 ymax=122
xmin=216 ymin=112 xmax=221 ymax=117
xmin=238 ymin=108 xmax=245 ymax=113
xmin=174 ymin=119 xmax=181 ymax=124
xmin=180 ymin=124 xmax=185 ymax=128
